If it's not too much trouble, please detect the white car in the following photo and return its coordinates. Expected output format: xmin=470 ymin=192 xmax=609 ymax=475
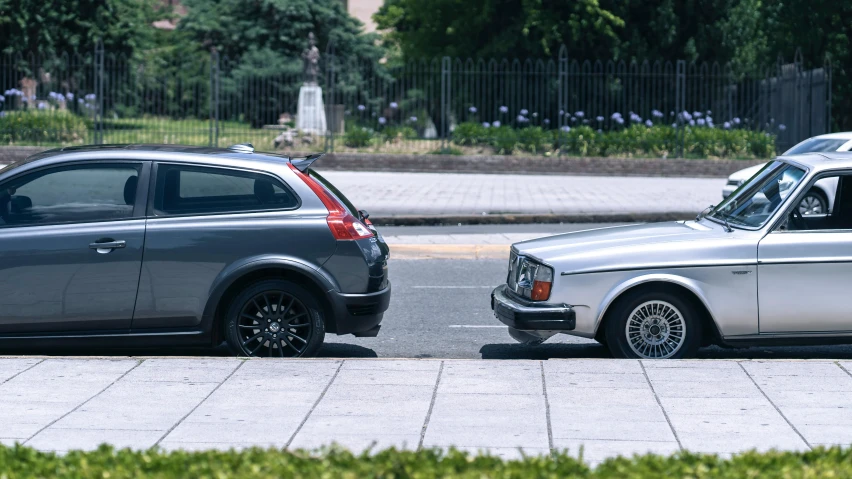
xmin=722 ymin=132 xmax=852 ymax=215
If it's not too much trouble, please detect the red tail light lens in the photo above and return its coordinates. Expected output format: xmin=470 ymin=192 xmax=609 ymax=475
xmin=288 ymin=163 xmax=373 ymax=240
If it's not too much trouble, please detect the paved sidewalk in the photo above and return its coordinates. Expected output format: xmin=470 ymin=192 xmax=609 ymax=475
xmin=2 ymin=357 xmax=849 ymax=464
xmin=319 ymin=170 xmax=723 ymax=217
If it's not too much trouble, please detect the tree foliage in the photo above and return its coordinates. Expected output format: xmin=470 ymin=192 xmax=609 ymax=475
xmin=0 ymin=0 xmax=161 ymax=57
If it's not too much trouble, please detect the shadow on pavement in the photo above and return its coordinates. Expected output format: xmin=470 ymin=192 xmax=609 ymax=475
xmin=479 ymin=343 xmax=610 ymax=360
xmin=317 ymin=343 xmax=378 ymax=358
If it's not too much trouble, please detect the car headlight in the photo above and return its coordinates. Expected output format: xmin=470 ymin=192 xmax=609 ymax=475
xmin=508 ymin=254 xmax=554 ymax=301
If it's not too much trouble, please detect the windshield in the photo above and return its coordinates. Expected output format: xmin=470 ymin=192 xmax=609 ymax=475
xmin=784 ymin=138 xmax=848 ymax=155
xmin=708 ymin=160 xmax=806 ymax=229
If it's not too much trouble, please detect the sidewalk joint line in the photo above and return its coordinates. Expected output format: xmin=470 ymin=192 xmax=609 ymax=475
xmin=835 ymin=361 xmax=852 ymax=380
xmin=285 ymin=360 xmax=344 ymax=449
xmin=154 ymin=359 xmax=246 ymax=447
xmin=418 ymin=360 xmax=444 ymax=451
xmin=738 ymin=362 xmax=812 ymax=449
xmin=639 ymin=360 xmax=683 ymax=451
xmin=540 ymin=361 xmax=555 ymax=458
xmin=0 ymin=358 xmax=45 ymax=386
xmin=23 ymin=358 xmax=145 ymax=445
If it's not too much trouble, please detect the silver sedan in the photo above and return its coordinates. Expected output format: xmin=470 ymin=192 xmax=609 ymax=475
xmin=493 ymin=152 xmax=852 ymax=359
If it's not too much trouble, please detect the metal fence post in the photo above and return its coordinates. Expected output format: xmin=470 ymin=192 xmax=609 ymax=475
xmin=557 ymin=46 xmax=568 ymax=154
xmin=93 ymin=40 xmax=104 ymax=145
xmin=324 ymin=41 xmax=336 ymax=153
xmin=209 ymin=49 xmax=219 ymax=147
xmin=825 ymin=55 xmax=832 ymax=133
xmin=440 ymin=57 xmax=451 ymax=150
xmin=675 ymin=60 xmax=686 ymax=158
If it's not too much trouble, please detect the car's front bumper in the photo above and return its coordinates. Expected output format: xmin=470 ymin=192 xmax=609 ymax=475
xmin=326 ymin=282 xmax=392 ymax=336
xmin=490 ymin=285 xmax=575 ymax=331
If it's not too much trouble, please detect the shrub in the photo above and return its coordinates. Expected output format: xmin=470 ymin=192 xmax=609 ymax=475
xmin=490 ymin=125 xmax=518 ymax=154
xmin=557 ymin=126 xmax=600 ymax=156
xmin=381 ymin=126 xmax=418 ymax=143
xmin=452 ymin=121 xmax=488 ymax=146
xmin=0 ymin=110 xmax=88 ymax=145
xmin=517 ymin=126 xmax=549 ymax=153
xmin=7 ymin=444 xmax=852 ymax=478
xmin=745 ymin=130 xmax=776 ymax=158
xmin=343 ymin=126 xmax=373 ymax=148
xmin=430 ymin=146 xmax=464 ymax=155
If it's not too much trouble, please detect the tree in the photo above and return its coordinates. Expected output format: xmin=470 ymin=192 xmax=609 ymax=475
xmin=374 ymin=0 xmax=623 ymax=60
xmin=178 ymin=0 xmax=384 ymax=65
xmin=0 ymin=0 xmax=162 ymax=57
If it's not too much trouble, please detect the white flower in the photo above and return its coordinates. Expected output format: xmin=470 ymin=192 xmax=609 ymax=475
xmin=409 ymin=116 xmax=417 ymax=122
xmin=543 ymin=119 xmax=550 ymax=125
xmin=611 ymin=112 xmax=622 ymax=120
xmin=681 ymin=111 xmax=692 ymax=121
xmin=574 ymin=111 xmax=584 ymax=118
xmin=697 ymin=118 xmax=706 ymax=126
xmin=378 ymin=117 xmax=387 ymax=125
xmin=689 ymin=119 xmax=696 ymax=126
xmin=492 ymin=121 xmax=501 ymax=127
xmin=596 ymin=116 xmax=604 ymax=122
xmin=469 ymin=106 xmax=477 ymax=113
xmin=652 ymin=109 xmax=663 ymax=118
xmin=733 ymin=117 xmax=741 ymax=125
xmin=482 ymin=122 xmax=490 ymax=128
xmin=389 ymin=102 xmax=398 ymax=109
xmin=520 ymin=109 xmax=529 ymax=115
xmin=615 ymin=117 xmax=624 ymax=125
xmin=723 ymin=122 xmax=731 ymax=129
xmin=516 ymin=115 xmax=526 ymax=122
xmin=693 ymin=111 xmax=702 ymax=118
xmin=499 ymin=106 xmax=508 ymax=113
xmin=645 ymin=119 xmax=653 ymax=127
xmin=357 ymin=104 xmax=366 ymax=111
xmin=779 ymin=124 xmax=786 ymax=131
xmin=561 ymin=125 xmax=571 ymax=132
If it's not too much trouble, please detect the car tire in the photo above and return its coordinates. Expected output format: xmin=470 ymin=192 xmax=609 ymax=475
xmin=605 ymin=290 xmax=701 ymax=359
xmin=798 ymin=189 xmax=828 ymax=216
xmin=224 ymin=279 xmax=325 ymax=358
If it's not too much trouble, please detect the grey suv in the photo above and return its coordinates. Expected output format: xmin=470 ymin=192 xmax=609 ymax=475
xmin=0 ymin=144 xmax=391 ymax=357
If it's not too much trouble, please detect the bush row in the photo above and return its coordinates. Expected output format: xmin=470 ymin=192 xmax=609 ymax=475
xmin=0 ymin=110 xmax=89 ymax=144
xmin=451 ymin=122 xmax=776 ymax=159
xmin=6 ymin=444 xmax=852 ymax=478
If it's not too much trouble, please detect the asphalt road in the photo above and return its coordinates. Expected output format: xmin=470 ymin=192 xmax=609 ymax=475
xmin=9 ymin=223 xmax=852 ymax=360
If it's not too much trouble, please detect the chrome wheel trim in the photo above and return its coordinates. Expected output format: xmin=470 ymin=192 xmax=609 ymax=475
xmin=625 ymin=300 xmax=686 ymax=359
xmin=798 ymin=194 xmax=826 ymax=215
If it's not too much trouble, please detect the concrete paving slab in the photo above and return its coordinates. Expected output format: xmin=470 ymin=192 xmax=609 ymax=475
xmin=641 ymin=360 xmax=745 ymax=370
xmin=554 ymin=439 xmax=680 ymax=463
xmin=550 ymin=419 xmax=675 ymax=442
xmin=449 ymin=446 xmax=552 ymax=461
xmin=545 ymin=359 xmax=643 ymax=374
xmin=0 ymin=358 xmax=42 ymax=382
xmin=122 ymin=359 xmax=240 ymax=383
xmin=658 ymin=397 xmax=778 ymax=417
xmin=648 ymin=380 xmax=763 ymax=399
xmin=333 ymin=369 xmax=439 ymax=386
xmin=544 ymin=372 xmax=649 ymax=389
xmin=742 ymin=361 xmax=846 ymax=377
xmin=311 ymin=399 xmax=432 ymax=418
xmin=290 ymin=434 xmax=421 ymax=452
xmin=422 ymin=429 xmax=549 ymax=449
xmin=340 ymin=359 xmax=442 ymax=371
xmin=162 ymin=420 xmax=301 ymax=445
xmin=546 ymin=387 xmax=660 ymax=407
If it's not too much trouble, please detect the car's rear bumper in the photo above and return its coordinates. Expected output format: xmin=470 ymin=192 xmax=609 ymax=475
xmin=327 ymin=282 xmax=392 ymax=336
xmin=490 ymin=285 xmax=575 ymax=331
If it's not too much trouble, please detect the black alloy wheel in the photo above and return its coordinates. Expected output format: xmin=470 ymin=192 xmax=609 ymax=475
xmin=225 ymin=280 xmax=325 ymax=358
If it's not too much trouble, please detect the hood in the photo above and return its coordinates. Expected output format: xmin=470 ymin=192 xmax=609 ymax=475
xmin=514 ymin=221 xmax=758 ymax=275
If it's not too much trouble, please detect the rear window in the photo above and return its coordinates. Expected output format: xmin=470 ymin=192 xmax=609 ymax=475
xmin=154 ymin=164 xmax=298 ymax=215
xmin=307 ymin=169 xmax=359 ymax=216
xmin=784 ymin=138 xmax=849 ymax=155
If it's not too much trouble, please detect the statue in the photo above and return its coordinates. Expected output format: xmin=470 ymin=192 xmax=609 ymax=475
xmin=302 ymin=32 xmax=320 ymax=85
xmin=295 ymin=32 xmax=327 ymax=135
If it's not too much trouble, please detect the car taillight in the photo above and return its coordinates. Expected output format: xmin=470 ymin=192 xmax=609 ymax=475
xmin=288 ymin=163 xmax=373 ymax=240
xmin=530 ymin=264 xmax=553 ymax=301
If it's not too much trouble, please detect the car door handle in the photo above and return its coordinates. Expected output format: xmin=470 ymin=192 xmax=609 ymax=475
xmin=89 ymin=240 xmax=126 ymax=251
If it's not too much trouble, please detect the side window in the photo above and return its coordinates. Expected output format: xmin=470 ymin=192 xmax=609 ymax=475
xmin=153 ymin=165 xmax=298 ymax=215
xmin=780 ymin=174 xmax=852 ymax=232
xmin=0 ymin=164 xmax=141 ymax=227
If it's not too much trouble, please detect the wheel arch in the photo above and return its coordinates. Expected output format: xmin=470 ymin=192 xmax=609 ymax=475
xmin=592 ymin=274 xmax=722 ymax=345
xmin=203 ymin=256 xmax=339 ymax=346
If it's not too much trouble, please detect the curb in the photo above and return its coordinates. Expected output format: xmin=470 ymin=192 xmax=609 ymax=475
xmin=390 ymin=244 xmax=510 ymax=260
xmin=374 ymin=212 xmax=695 ymax=226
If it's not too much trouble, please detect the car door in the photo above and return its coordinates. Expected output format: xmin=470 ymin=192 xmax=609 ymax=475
xmin=0 ymin=161 xmax=149 ymax=334
xmin=758 ymin=172 xmax=852 ymax=333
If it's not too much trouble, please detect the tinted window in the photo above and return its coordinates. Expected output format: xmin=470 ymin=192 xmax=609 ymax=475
xmin=784 ymin=138 xmax=848 ymax=155
xmin=154 ymin=165 xmax=298 ymax=215
xmin=0 ymin=164 xmax=141 ymax=227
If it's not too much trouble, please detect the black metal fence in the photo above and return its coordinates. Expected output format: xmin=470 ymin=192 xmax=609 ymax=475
xmin=0 ymin=44 xmax=832 ymax=158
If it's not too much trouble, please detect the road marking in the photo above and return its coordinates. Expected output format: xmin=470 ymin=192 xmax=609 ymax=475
xmin=449 ymin=325 xmax=505 ymax=328
xmin=412 ymin=286 xmax=494 ymax=289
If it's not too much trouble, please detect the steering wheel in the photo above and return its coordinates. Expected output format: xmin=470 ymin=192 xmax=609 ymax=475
xmin=790 ymin=208 xmax=808 ymax=230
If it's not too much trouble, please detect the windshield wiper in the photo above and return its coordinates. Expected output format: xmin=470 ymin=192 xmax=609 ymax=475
xmin=713 ymin=210 xmax=734 ymax=232
xmin=695 ymin=204 xmax=715 ymax=222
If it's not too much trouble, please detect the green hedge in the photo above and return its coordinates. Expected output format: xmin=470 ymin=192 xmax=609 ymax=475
xmin=451 ymin=122 xmax=776 ymax=159
xmin=4 ymin=444 xmax=852 ymax=478
xmin=0 ymin=110 xmax=89 ymax=145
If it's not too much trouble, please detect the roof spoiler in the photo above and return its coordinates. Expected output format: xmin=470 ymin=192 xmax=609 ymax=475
xmin=289 ymin=153 xmax=324 ymax=172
